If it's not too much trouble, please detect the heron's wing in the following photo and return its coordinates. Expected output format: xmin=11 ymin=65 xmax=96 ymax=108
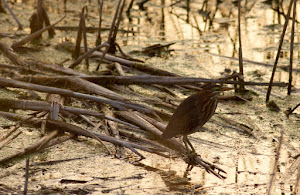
xmin=162 ymin=94 xmax=216 ymax=138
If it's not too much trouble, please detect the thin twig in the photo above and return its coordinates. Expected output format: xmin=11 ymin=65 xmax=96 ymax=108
xmin=294 ymin=167 xmax=300 ymax=195
xmin=0 ymin=132 xmax=75 ymax=167
xmin=2 ymin=0 xmax=23 ymax=30
xmin=81 ymin=7 xmax=89 ymax=68
xmin=24 ymin=158 xmax=29 ymax=195
xmin=266 ymin=0 xmax=294 ymax=102
xmin=267 ymin=129 xmax=284 ymax=195
xmin=79 ymin=114 xmax=112 ymax=155
xmin=288 ymin=0 xmax=296 ymax=95
xmin=102 ymin=105 xmax=125 ymax=158
xmin=73 ymin=11 xmax=83 ymax=59
xmin=286 ymin=103 xmax=300 ymax=117
xmin=111 ymin=0 xmax=125 ymax=44
xmin=96 ymin=0 xmax=123 ymax=70
xmin=69 ymin=42 xmax=109 ymax=69
xmin=96 ymin=0 xmax=104 ymax=46
xmin=41 ymin=7 xmax=55 ymax=37
xmin=0 ymin=122 xmax=22 ymax=142
xmin=0 ymin=130 xmax=22 ymax=150
xmin=11 ymin=16 xmax=65 ymax=49
xmin=238 ymin=0 xmax=245 ymax=93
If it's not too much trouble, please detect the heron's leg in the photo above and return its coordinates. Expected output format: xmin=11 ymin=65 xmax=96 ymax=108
xmin=183 ymin=135 xmax=191 ymax=155
xmin=183 ymin=135 xmax=196 ymax=154
xmin=183 ymin=135 xmax=197 ymax=166
xmin=183 ymin=163 xmax=194 ymax=178
xmin=185 ymin=136 xmax=196 ymax=154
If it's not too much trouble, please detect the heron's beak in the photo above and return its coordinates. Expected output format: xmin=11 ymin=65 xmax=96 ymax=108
xmin=211 ymin=91 xmax=222 ymax=98
xmin=219 ymin=87 xmax=233 ymax=91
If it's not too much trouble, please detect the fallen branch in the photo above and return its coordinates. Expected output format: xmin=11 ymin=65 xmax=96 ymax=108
xmin=56 ymin=41 xmax=176 ymax=76
xmin=19 ymin=75 xmax=289 ymax=87
xmin=28 ymin=60 xmax=87 ymax=76
xmin=116 ymin=111 xmax=227 ymax=179
xmin=0 ymin=42 xmax=26 ymax=66
xmin=285 ymin=103 xmax=300 ymax=117
xmin=11 ymin=16 xmax=66 ymax=49
xmin=17 ymin=74 xmax=129 ymax=101
xmin=0 ymin=98 xmax=137 ymax=128
xmin=0 ymin=111 xmax=168 ymax=166
xmin=54 ymin=26 xmax=135 ymax=33
xmin=102 ymin=105 xmax=125 ymax=158
xmin=0 ymin=77 xmax=153 ymax=113
xmin=0 ymin=131 xmax=75 ymax=167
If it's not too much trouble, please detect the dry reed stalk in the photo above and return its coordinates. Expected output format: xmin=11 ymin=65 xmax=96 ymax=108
xmin=0 ymin=98 xmax=140 ymax=128
xmin=96 ymin=0 xmax=104 ymax=46
xmin=266 ymin=0 xmax=294 ymax=102
xmin=95 ymin=0 xmax=123 ymax=70
xmin=74 ymin=75 xmax=287 ymax=87
xmin=267 ymin=129 xmax=285 ymax=195
xmin=288 ymin=0 xmax=297 ymax=95
xmin=24 ymin=158 xmax=29 ymax=195
xmin=0 ymin=77 xmax=153 ymax=113
xmin=0 ymin=131 xmax=22 ymax=150
xmin=0 ymin=111 xmax=168 ymax=165
xmin=81 ymin=7 xmax=89 ymax=68
xmin=0 ymin=42 xmax=26 ymax=66
xmin=102 ymin=105 xmax=125 ymax=158
xmin=28 ymin=60 xmax=87 ymax=76
xmin=11 ymin=16 xmax=65 ymax=49
xmin=115 ymin=111 xmax=226 ymax=179
xmin=2 ymin=0 xmax=23 ymax=30
xmin=237 ymin=0 xmax=245 ymax=93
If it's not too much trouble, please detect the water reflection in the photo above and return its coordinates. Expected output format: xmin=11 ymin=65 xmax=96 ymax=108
xmin=1 ymin=0 xmax=299 ymax=194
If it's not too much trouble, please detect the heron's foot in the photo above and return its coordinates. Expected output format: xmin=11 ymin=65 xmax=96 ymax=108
xmin=183 ymin=164 xmax=193 ymax=178
xmin=185 ymin=150 xmax=198 ymax=166
xmin=183 ymin=151 xmax=198 ymax=178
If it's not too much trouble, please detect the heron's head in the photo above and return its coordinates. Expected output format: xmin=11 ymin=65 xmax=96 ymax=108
xmin=200 ymin=84 xmax=232 ymax=98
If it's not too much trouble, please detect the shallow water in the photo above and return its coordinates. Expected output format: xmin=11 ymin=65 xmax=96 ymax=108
xmin=0 ymin=0 xmax=299 ymax=194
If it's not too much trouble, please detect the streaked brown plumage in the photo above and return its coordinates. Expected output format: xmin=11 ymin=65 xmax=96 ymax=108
xmin=161 ymin=84 xmax=230 ymax=158
xmin=162 ymin=89 xmax=220 ymax=139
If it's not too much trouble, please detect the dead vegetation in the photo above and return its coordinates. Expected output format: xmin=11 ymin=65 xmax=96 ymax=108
xmin=0 ymin=0 xmax=299 ymax=194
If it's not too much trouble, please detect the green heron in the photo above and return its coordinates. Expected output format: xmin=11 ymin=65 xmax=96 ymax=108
xmin=161 ymin=84 xmax=231 ymax=160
